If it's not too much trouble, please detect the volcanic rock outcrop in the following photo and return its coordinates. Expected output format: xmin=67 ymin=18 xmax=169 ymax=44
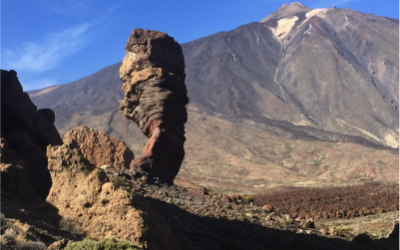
xmin=63 ymin=126 xmax=134 ymax=171
xmin=119 ymin=29 xmax=189 ymax=184
xmin=1 ymin=69 xmax=63 ymax=198
xmin=46 ymin=130 xmax=181 ymax=249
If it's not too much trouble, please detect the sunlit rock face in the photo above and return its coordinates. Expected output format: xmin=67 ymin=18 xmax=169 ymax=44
xmin=119 ymin=29 xmax=189 ymax=184
xmin=46 ymin=134 xmax=181 ymax=249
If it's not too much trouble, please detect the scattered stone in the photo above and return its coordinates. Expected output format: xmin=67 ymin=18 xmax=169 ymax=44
xmin=289 ymin=211 xmax=298 ymax=218
xmin=284 ymin=214 xmax=294 ymax=223
xmin=245 ymin=213 xmax=254 ymax=218
xmin=320 ymin=228 xmax=328 ymax=235
xmin=303 ymin=217 xmax=315 ymax=228
xmin=330 ymin=227 xmax=337 ymax=236
xmin=232 ymin=194 xmax=242 ymax=203
xmin=100 ymin=165 xmax=119 ymax=179
xmin=174 ymin=179 xmax=207 ymax=195
xmin=218 ymin=195 xmax=229 ymax=203
xmin=262 ymin=204 xmax=274 ymax=212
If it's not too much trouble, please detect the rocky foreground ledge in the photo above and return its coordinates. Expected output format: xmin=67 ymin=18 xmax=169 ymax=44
xmin=115 ymin=173 xmax=399 ymax=250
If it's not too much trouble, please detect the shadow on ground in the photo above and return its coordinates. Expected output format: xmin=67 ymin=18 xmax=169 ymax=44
xmin=1 ymin=189 xmax=81 ymax=245
xmin=142 ymin=196 xmax=399 ymax=250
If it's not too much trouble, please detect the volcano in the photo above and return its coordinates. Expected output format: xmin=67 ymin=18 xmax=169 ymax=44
xmin=28 ymin=3 xmax=399 ymax=193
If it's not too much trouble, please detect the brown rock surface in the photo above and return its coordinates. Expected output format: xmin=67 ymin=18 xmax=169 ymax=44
xmin=262 ymin=204 xmax=274 ymax=212
xmin=46 ymin=134 xmax=181 ymax=250
xmin=47 ymin=239 xmax=72 ymax=250
xmin=119 ymin=28 xmax=189 ymax=184
xmin=174 ymin=178 xmax=207 ymax=194
xmin=1 ymin=69 xmax=62 ymax=198
xmin=63 ymin=126 xmax=134 ymax=171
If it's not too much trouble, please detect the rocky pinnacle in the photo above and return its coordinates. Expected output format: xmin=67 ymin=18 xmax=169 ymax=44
xmin=119 ymin=28 xmax=189 ymax=184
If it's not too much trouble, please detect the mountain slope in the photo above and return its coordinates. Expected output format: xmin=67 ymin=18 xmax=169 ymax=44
xmin=28 ymin=4 xmax=399 ymax=192
xmin=182 ymin=3 xmax=399 ymax=148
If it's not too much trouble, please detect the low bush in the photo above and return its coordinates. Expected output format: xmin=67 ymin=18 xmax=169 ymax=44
xmin=64 ymin=237 xmax=141 ymax=250
xmin=244 ymin=195 xmax=254 ymax=203
xmin=111 ymin=176 xmax=130 ymax=190
xmin=59 ymin=217 xmax=84 ymax=235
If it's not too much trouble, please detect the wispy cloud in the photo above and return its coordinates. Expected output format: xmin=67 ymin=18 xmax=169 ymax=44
xmin=21 ymin=77 xmax=58 ymax=91
xmin=2 ymin=22 xmax=91 ymax=73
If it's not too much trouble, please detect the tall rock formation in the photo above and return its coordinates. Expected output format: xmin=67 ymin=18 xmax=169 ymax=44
xmin=1 ymin=69 xmax=63 ymax=198
xmin=119 ymin=29 xmax=189 ymax=184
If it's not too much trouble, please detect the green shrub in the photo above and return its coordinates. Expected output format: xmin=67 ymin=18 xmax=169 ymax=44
xmin=64 ymin=237 xmax=141 ymax=250
xmin=59 ymin=217 xmax=84 ymax=235
xmin=244 ymin=195 xmax=254 ymax=203
xmin=111 ymin=176 xmax=129 ymax=189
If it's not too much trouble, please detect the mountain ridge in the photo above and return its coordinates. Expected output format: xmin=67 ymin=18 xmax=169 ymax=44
xmin=27 ymin=4 xmax=399 ymax=192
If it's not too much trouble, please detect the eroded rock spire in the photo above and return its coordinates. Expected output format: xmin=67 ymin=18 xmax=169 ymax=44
xmin=119 ymin=29 xmax=189 ymax=184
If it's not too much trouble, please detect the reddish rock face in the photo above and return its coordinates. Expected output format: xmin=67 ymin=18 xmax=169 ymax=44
xmin=63 ymin=126 xmax=134 ymax=171
xmin=119 ymin=29 xmax=189 ymax=184
xmin=1 ymin=70 xmax=63 ymax=198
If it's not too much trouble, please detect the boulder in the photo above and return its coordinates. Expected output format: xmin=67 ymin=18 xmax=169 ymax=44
xmin=119 ymin=28 xmax=189 ymax=184
xmin=262 ymin=204 xmax=274 ymax=212
xmin=46 ymin=130 xmax=181 ymax=250
xmin=63 ymin=126 xmax=134 ymax=171
xmin=1 ymin=70 xmax=62 ymax=198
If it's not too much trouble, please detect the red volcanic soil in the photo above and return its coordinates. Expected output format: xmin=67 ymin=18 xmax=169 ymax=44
xmin=254 ymin=182 xmax=399 ymax=220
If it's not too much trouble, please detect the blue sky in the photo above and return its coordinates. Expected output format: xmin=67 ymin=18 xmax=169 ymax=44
xmin=1 ymin=0 xmax=399 ymax=91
